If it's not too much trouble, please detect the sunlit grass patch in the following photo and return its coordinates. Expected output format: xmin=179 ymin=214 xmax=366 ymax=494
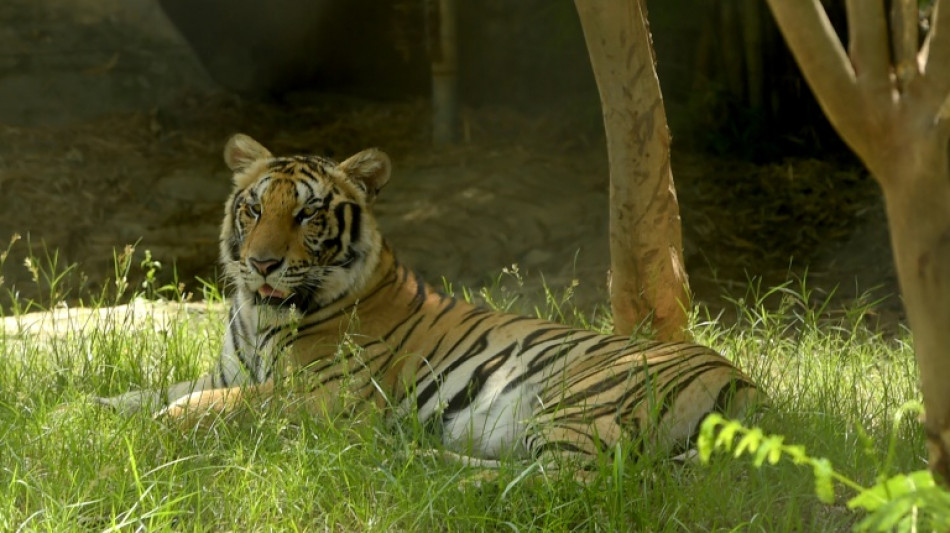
xmin=0 ymin=237 xmax=928 ymax=531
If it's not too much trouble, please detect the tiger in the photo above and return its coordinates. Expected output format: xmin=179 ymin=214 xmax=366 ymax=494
xmin=98 ymin=133 xmax=763 ymax=467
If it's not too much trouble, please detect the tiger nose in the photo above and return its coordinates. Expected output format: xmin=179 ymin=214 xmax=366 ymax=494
xmin=249 ymin=257 xmax=282 ymax=276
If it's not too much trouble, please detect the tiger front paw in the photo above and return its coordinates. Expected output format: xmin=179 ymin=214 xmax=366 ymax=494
xmin=92 ymin=390 xmax=162 ymax=416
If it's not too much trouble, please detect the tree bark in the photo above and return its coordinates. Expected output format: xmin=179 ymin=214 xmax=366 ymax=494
xmin=741 ymin=0 xmax=766 ymax=110
xmin=575 ymin=0 xmax=690 ymax=341
xmin=429 ymin=0 xmax=459 ymax=145
xmin=880 ymin=137 xmax=950 ymax=482
xmin=766 ymin=0 xmax=950 ymax=483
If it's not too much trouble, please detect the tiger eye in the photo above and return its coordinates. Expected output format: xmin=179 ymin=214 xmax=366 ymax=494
xmin=246 ymin=202 xmax=262 ymax=218
xmin=297 ymin=205 xmax=317 ymax=222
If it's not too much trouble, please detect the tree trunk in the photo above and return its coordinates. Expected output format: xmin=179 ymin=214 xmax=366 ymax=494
xmin=765 ymin=0 xmax=950 ymax=483
xmin=879 ymin=139 xmax=950 ymax=480
xmin=575 ymin=0 xmax=690 ymax=341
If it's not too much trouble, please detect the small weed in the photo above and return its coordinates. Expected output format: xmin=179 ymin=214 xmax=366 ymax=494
xmin=699 ymin=403 xmax=948 ymax=532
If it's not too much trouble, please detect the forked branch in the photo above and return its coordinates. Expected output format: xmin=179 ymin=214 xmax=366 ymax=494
xmin=767 ymin=0 xmax=950 ymax=484
xmin=764 ymin=1 xmax=867 ymax=152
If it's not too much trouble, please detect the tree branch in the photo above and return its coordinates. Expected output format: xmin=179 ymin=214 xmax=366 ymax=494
xmin=926 ymin=0 xmax=950 ymax=96
xmin=890 ymin=0 xmax=920 ymax=89
xmin=846 ymin=0 xmax=890 ymax=98
xmin=766 ymin=0 xmax=868 ymax=152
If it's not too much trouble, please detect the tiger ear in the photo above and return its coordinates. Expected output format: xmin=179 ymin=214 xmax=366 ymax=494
xmin=338 ymin=148 xmax=391 ymax=202
xmin=224 ymin=134 xmax=273 ymax=172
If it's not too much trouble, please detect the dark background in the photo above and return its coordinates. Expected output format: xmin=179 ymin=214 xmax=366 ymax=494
xmin=0 ymin=0 xmax=899 ymax=329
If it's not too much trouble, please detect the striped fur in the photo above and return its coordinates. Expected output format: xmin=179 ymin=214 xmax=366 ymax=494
xmin=99 ymin=134 xmax=763 ymax=463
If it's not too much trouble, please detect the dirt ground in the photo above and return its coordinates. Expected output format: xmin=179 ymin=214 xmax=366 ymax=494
xmin=0 ymin=1 xmax=901 ymax=330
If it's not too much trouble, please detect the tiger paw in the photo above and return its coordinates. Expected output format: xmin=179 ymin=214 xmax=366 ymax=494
xmin=92 ymin=390 xmax=163 ymax=416
xmin=153 ymin=390 xmax=239 ymax=430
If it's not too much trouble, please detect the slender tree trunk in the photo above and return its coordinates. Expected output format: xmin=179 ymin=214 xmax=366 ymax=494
xmin=429 ymin=0 xmax=459 ymax=145
xmin=720 ymin=1 xmax=747 ymax=102
xmin=575 ymin=0 xmax=690 ymax=341
xmin=741 ymin=0 xmax=766 ymax=110
xmin=765 ymin=0 xmax=950 ymax=483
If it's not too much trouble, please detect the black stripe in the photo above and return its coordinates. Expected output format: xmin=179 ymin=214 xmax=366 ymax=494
xmin=318 ymin=202 xmax=349 ymax=255
xmin=501 ymin=334 xmax=583 ymax=394
xmin=218 ymin=364 xmax=230 ymax=388
xmin=432 ymin=297 xmax=458 ymax=323
xmin=226 ymin=233 xmax=241 ymax=262
xmin=608 ymin=356 xmax=697 ymax=412
xmin=302 ymin=311 xmax=427 ymax=379
xmin=409 ymin=270 xmax=428 ymax=312
xmin=230 ymin=321 xmax=257 ymax=378
xmin=548 ymin=354 xmax=620 ymax=395
xmin=388 ymin=314 xmax=427 ymax=356
xmin=348 ymin=314 xmax=429 ymax=376
xmin=496 ymin=314 xmax=538 ymax=330
xmin=368 ymin=299 xmax=433 ymax=350
xmin=713 ymin=379 xmax=756 ymax=412
xmin=259 ymin=322 xmax=295 ymax=350
xmin=231 ymin=306 xmax=263 ymax=375
xmin=442 ymin=343 xmax=517 ymax=418
xmin=413 ymin=318 xmax=493 ymax=410
xmin=417 ymin=334 xmax=451 ymax=375
xmin=541 ymin=370 xmax=634 ymax=415
xmin=268 ymin=158 xmax=294 ymax=169
xmin=654 ymin=361 xmax=736 ymax=420
xmin=299 ymin=167 xmax=319 ymax=181
xmin=348 ymin=204 xmax=362 ymax=245
xmin=298 ymin=176 xmax=317 ymax=199
xmin=551 ymin=403 xmax=619 ymax=425
xmin=295 ymin=269 xmax=400 ymax=337
xmin=227 ymin=200 xmax=244 ymax=260
xmin=533 ymin=423 xmax=609 ymax=456
xmin=670 ymin=381 xmax=755 ymax=457
xmin=584 ymin=335 xmax=630 ymax=355
xmin=265 ymin=348 xmax=282 ymax=381
xmin=517 ymin=325 xmax=568 ymax=353
xmin=416 ymin=309 xmax=492 ymax=371
xmin=256 ymin=175 xmax=274 ymax=189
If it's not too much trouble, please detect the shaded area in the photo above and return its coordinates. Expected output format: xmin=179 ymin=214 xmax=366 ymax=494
xmin=0 ymin=0 xmax=899 ymax=330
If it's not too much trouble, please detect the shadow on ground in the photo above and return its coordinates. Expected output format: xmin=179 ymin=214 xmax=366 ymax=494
xmin=0 ymin=0 xmax=901 ymax=332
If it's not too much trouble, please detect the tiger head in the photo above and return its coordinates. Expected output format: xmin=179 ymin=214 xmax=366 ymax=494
xmin=219 ymin=134 xmax=391 ymax=311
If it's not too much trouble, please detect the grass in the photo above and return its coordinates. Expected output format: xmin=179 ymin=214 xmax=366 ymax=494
xmin=0 ymin=239 xmax=928 ymax=532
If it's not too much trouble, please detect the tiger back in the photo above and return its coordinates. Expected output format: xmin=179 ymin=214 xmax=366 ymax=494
xmin=98 ymin=134 xmax=764 ymax=465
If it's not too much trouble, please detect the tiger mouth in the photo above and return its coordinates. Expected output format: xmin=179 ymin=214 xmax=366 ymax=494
xmin=254 ymin=284 xmax=301 ymax=307
xmin=258 ymin=284 xmax=289 ymax=300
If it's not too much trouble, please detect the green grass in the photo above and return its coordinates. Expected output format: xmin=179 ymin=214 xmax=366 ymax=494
xmin=0 ymin=241 xmax=928 ymax=532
